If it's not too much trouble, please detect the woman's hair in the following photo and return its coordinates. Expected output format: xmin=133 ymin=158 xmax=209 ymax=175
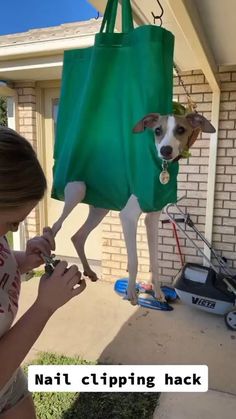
xmin=0 ymin=126 xmax=47 ymax=209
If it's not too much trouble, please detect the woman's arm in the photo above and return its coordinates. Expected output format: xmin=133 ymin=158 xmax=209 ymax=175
xmin=0 ymin=300 xmax=52 ymax=389
xmin=0 ymin=262 xmax=85 ymax=391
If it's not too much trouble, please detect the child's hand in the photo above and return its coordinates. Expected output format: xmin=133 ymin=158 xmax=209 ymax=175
xmin=36 ymin=261 xmax=86 ymax=314
xmin=25 ymin=227 xmax=55 ymax=269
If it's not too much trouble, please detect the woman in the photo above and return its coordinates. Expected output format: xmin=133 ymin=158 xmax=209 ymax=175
xmin=0 ymin=126 xmax=86 ymax=418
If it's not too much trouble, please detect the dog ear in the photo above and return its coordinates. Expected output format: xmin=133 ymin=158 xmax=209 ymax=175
xmin=186 ymin=112 xmax=216 ymax=133
xmin=133 ymin=113 xmax=160 ymax=133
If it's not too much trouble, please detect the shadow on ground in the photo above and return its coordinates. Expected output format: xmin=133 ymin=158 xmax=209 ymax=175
xmin=62 ymin=392 xmax=159 ymax=419
xmin=62 ymin=298 xmax=235 ymax=418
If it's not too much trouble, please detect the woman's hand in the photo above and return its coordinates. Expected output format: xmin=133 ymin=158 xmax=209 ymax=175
xmin=35 ymin=261 xmax=86 ymax=314
xmin=24 ymin=227 xmax=55 ymax=270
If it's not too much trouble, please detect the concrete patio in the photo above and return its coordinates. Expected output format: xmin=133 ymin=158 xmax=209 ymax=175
xmin=17 ymin=277 xmax=236 ymax=418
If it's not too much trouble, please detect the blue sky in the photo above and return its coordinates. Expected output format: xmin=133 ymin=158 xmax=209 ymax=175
xmin=0 ymin=0 xmax=98 ymax=35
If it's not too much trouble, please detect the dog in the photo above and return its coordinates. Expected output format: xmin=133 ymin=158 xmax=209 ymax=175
xmin=51 ymin=112 xmax=215 ymax=305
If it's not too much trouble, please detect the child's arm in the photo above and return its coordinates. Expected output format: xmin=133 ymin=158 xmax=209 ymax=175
xmin=13 ymin=227 xmax=55 ymax=274
xmin=0 ymin=263 xmax=86 ymax=391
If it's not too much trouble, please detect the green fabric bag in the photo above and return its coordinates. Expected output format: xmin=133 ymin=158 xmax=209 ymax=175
xmin=52 ymin=0 xmax=178 ymax=212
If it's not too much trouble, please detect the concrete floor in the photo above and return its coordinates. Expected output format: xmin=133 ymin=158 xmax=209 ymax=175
xmin=16 ymin=277 xmax=236 ymax=417
xmin=154 ymin=391 xmax=236 ymax=419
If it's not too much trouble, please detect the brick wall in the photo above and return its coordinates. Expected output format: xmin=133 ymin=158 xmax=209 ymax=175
xmin=101 ymin=70 xmax=236 ymax=283
xmin=102 ymin=212 xmax=151 ymax=282
xmin=14 ymin=81 xmax=40 ymax=240
xmin=213 ymin=71 xmax=236 ymax=269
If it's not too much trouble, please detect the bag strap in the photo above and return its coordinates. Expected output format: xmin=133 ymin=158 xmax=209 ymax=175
xmin=100 ymin=0 xmax=134 ymax=34
xmin=100 ymin=0 xmax=119 ymax=34
xmin=122 ymin=0 xmax=134 ymax=33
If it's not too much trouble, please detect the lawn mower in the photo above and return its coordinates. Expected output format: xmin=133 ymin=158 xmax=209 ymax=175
xmin=165 ymin=198 xmax=236 ymax=330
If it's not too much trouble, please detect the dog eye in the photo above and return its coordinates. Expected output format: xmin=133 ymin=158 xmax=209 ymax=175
xmin=155 ymin=127 xmax=162 ymax=136
xmin=176 ymin=126 xmax=186 ymax=135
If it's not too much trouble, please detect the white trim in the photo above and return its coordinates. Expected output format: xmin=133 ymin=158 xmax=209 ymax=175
xmin=0 ymin=56 xmax=63 ymax=73
xmin=36 ymin=87 xmax=48 ymax=234
xmin=204 ymin=90 xmax=221 ymax=263
xmin=6 ymin=95 xmax=25 ymax=251
xmin=165 ymin=0 xmax=220 ymax=91
xmin=0 ymin=35 xmax=95 ymax=60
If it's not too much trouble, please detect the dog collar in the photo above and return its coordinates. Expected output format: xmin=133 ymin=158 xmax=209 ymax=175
xmin=173 ymin=128 xmax=201 ymax=162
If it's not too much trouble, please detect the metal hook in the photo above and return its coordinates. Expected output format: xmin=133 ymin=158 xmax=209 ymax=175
xmin=95 ymin=11 xmax=100 ymax=20
xmin=151 ymin=0 xmax=164 ymax=26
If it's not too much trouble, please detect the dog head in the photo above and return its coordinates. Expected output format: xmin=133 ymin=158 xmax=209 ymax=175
xmin=133 ymin=113 xmax=216 ymax=161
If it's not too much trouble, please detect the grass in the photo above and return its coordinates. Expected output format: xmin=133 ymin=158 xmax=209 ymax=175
xmin=24 ymin=352 xmax=159 ymax=419
xmin=32 ymin=269 xmax=45 ymax=277
xmin=6 ymin=231 xmax=13 ymax=248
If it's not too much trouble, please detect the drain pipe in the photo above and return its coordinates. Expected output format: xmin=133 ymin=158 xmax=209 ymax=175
xmin=204 ymin=89 xmax=221 ymax=263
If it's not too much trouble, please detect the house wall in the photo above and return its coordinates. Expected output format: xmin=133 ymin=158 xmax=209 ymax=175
xmin=14 ymin=71 xmax=236 ymax=282
xmin=14 ymin=81 xmax=40 ymax=241
xmin=213 ymin=71 xmax=236 ymax=268
xmin=101 ymin=70 xmax=236 ymax=284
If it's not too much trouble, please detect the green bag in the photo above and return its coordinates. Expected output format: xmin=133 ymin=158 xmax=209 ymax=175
xmin=52 ymin=0 xmax=178 ymax=212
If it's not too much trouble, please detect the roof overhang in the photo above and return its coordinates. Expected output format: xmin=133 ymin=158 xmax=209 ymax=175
xmin=0 ymin=34 xmax=95 ymax=61
xmin=0 ymin=21 xmax=100 ymax=82
xmin=0 ymin=55 xmax=64 ymax=81
xmin=91 ymin=0 xmax=220 ymax=91
xmin=0 ymin=0 xmax=225 ymax=89
xmin=165 ymin=0 xmax=219 ymax=91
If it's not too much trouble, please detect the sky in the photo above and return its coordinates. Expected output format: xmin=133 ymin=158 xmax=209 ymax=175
xmin=0 ymin=0 xmax=98 ymax=35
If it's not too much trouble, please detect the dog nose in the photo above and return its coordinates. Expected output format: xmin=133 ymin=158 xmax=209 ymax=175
xmin=160 ymin=145 xmax=173 ymax=158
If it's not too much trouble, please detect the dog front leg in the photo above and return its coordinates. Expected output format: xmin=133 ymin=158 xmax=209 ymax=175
xmin=120 ymin=195 xmax=142 ymax=305
xmin=144 ymin=211 xmax=165 ymax=301
xmin=72 ymin=206 xmax=109 ymax=281
xmin=52 ymin=181 xmax=86 ymax=237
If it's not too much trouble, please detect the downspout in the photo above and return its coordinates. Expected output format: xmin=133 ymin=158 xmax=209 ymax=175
xmin=204 ymin=88 xmax=221 ymax=262
xmin=163 ymin=0 xmax=221 ymax=264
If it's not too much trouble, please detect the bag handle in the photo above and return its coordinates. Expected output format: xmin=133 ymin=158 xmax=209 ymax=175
xmin=122 ymin=0 xmax=134 ymax=33
xmin=100 ymin=0 xmax=134 ymax=34
xmin=100 ymin=0 xmax=119 ymax=34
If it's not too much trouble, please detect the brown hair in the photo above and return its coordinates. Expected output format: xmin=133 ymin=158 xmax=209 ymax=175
xmin=0 ymin=126 xmax=47 ymax=209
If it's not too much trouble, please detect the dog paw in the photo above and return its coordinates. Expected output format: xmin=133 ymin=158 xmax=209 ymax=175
xmin=126 ymin=288 xmax=138 ymax=305
xmin=83 ymin=269 xmax=98 ymax=282
xmin=153 ymin=288 xmax=166 ymax=302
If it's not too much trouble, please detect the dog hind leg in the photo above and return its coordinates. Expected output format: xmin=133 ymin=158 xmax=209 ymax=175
xmin=145 ymin=211 xmax=165 ymax=301
xmin=72 ymin=206 xmax=109 ymax=281
xmin=120 ymin=195 xmax=142 ymax=305
xmin=51 ymin=181 xmax=86 ymax=237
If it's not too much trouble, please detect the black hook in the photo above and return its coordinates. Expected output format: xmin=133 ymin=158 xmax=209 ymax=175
xmin=95 ymin=11 xmax=100 ymax=20
xmin=151 ymin=0 xmax=164 ymax=26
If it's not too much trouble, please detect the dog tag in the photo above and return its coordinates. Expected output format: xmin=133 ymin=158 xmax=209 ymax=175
xmin=159 ymin=170 xmax=170 ymax=185
xmin=159 ymin=161 xmax=170 ymax=185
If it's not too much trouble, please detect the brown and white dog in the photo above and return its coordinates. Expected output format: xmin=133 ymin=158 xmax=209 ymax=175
xmin=51 ymin=112 xmax=215 ymax=304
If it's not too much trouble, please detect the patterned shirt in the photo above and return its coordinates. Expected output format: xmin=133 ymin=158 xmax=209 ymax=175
xmin=0 ymin=236 xmax=21 ymax=397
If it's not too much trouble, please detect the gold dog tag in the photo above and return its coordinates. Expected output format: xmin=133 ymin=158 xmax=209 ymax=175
xmin=159 ymin=161 xmax=170 ymax=185
xmin=160 ymin=170 xmax=170 ymax=185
